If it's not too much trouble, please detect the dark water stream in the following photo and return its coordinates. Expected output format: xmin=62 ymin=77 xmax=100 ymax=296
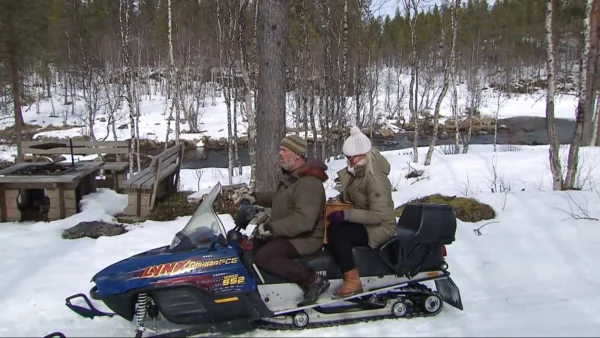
xmin=180 ymin=116 xmax=576 ymax=169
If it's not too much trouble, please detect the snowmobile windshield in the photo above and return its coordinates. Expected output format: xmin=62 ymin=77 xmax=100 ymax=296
xmin=169 ymin=182 xmax=226 ymax=252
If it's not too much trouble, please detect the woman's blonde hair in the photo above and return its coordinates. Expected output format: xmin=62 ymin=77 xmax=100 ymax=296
xmin=356 ymin=147 xmax=387 ymax=188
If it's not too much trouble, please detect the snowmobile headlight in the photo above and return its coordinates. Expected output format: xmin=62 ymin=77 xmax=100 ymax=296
xmin=170 ymin=236 xmax=181 ymax=249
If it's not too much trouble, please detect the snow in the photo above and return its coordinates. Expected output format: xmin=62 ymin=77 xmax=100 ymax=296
xmin=0 ymin=68 xmax=594 ymax=336
xmin=0 ymin=69 xmax=580 ymax=162
xmin=1 ymin=143 xmax=600 ymax=337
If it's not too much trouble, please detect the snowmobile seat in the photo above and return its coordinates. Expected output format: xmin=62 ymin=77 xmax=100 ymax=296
xmin=242 ymin=247 xmax=344 ymax=284
xmin=352 ymin=246 xmax=394 ymax=277
xmin=378 ymin=203 xmax=457 ymax=278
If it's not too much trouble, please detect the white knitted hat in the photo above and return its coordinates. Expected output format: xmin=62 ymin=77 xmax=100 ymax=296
xmin=342 ymin=126 xmax=372 ymax=156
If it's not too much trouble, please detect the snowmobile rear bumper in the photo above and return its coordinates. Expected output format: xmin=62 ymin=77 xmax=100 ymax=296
xmin=434 ymin=276 xmax=463 ymax=310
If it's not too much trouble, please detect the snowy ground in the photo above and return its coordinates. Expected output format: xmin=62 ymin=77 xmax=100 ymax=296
xmin=1 ymin=144 xmax=600 ymax=337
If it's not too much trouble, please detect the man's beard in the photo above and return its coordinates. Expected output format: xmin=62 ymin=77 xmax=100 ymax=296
xmin=280 ymin=156 xmax=294 ymax=171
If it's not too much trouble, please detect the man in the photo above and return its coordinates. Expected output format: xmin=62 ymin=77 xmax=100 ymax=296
xmin=237 ymin=135 xmax=330 ymax=307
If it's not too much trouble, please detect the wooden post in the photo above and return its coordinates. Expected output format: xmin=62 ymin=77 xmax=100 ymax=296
xmin=0 ymin=185 xmax=6 ymax=222
xmin=150 ymin=158 xmax=163 ymax=210
xmin=58 ymin=184 xmax=65 ymax=219
xmin=173 ymin=144 xmax=184 ymax=191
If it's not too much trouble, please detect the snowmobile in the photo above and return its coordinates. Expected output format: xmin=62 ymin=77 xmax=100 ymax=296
xmin=64 ymin=182 xmax=463 ymax=337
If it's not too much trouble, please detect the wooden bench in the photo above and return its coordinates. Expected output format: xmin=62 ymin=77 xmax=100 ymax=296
xmin=123 ymin=143 xmax=184 ymax=217
xmin=22 ymin=139 xmax=131 ymax=191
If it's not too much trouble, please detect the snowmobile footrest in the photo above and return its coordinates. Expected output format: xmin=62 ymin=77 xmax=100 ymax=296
xmin=149 ymin=318 xmax=254 ymax=337
xmin=65 ymin=293 xmax=115 ymax=319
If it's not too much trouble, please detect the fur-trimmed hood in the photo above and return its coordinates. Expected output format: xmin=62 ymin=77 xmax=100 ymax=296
xmin=297 ymin=158 xmax=329 ymax=183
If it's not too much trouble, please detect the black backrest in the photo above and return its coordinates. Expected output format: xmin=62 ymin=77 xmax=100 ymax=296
xmin=396 ymin=204 xmax=423 ymax=235
xmin=397 ymin=203 xmax=457 ymax=244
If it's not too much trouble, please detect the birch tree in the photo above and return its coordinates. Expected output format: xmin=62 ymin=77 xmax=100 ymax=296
xmin=563 ymin=0 xmax=594 ymax=190
xmin=119 ymin=0 xmax=138 ymax=174
xmin=425 ymin=0 xmax=458 ymax=166
xmin=403 ymin=0 xmax=421 ymax=163
xmin=165 ymin=0 xmax=181 ymax=146
xmin=215 ymin=0 xmax=234 ymax=184
xmin=237 ymin=0 xmax=257 ymax=188
xmin=544 ymin=0 xmax=563 ymax=190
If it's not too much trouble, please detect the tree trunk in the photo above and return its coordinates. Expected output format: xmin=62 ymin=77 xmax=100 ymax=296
xmin=582 ymin=0 xmax=599 ymax=145
xmin=119 ymin=0 xmax=137 ymax=174
xmin=591 ymin=91 xmax=600 ymax=145
xmin=340 ymin=0 xmax=349 ymax=130
xmin=9 ymin=34 xmax=24 ymax=163
xmin=425 ymin=0 xmax=458 ymax=166
xmin=404 ymin=0 xmax=420 ymax=163
xmin=545 ymin=0 xmax=564 ymax=190
xmin=255 ymin=0 xmax=287 ymax=192
xmin=237 ymin=0 xmax=257 ymax=189
xmin=564 ymin=0 xmax=594 ymax=189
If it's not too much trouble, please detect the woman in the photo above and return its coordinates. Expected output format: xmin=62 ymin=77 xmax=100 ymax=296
xmin=326 ymin=126 xmax=397 ymax=298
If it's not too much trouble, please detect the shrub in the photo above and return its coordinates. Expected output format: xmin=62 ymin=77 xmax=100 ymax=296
xmin=147 ymin=189 xmax=241 ymax=222
xmin=395 ymin=194 xmax=496 ymax=223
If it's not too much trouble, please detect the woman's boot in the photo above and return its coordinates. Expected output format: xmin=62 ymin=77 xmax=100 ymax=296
xmin=332 ymin=268 xmax=363 ymax=299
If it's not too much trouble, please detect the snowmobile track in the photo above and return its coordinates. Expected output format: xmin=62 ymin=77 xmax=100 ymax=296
xmin=255 ymin=283 xmax=444 ymax=332
xmin=154 ymin=283 xmax=445 ymax=337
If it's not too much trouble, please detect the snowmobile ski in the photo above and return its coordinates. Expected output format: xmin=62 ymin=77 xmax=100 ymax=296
xmin=65 ymin=293 xmax=114 ymax=319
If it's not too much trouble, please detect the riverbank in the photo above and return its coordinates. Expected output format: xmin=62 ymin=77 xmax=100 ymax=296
xmin=0 ymin=115 xmax=576 ymax=170
xmin=180 ymin=116 xmax=577 ymax=169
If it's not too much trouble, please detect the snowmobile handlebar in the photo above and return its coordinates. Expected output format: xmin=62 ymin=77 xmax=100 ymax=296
xmin=233 ymin=199 xmax=260 ymax=231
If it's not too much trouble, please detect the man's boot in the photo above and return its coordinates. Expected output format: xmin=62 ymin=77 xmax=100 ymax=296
xmin=297 ymin=274 xmax=330 ymax=307
xmin=332 ymin=268 xmax=363 ymax=299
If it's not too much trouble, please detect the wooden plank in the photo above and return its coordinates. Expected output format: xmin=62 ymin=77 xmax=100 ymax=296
xmin=140 ymin=163 xmax=178 ymax=189
xmin=174 ymin=144 xmax=184 ymax=191
xmin=150 ymin=158 xmax=163 ymax=209
xmin=0 ymin=176 xmax=77 ymax=183
xmin=157 ymin=144 xmax=183 ymax=161
xmin=150 ymin=144 xmax=182 ymax=173
xmin=102 ymin=162 xmax=129 ymax=171
xmin=22 ymin=147 xmax=130 ymax=155
xmin=124 ymin=166 xmax=152 ymax=186
xmin=0 ymin=163 xmax=103 ymax=184
xmin=126 ymin=171 xmax=156 ymax=189
xmin=159 ymin=150 xmax=181 ymax=169
xmin=89 ymin=171 xmax=97 ymax=193
xmin=22 ymin=140 xmax=130 ymax=148
xmin=0 ymin=182 xmax=58 ymax=190
xmin=0 ymin=163 xmax=30 ymax=175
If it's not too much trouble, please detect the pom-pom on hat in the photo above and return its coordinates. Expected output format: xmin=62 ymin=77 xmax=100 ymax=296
xmin=342 ymin=126 xmax=372 ymax=157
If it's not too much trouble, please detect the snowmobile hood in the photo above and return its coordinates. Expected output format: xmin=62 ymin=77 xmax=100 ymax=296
xmin=91 ymin=245 xmax=172 ymax=283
